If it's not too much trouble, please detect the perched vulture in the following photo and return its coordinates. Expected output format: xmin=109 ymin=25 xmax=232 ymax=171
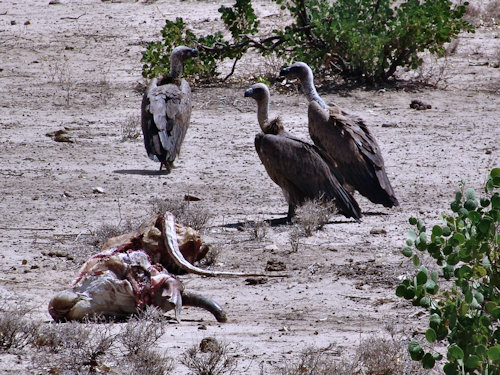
xmin=280 ymin=62 xmax=399 ymax=208
xmin=141 ymin=46 xmax=198 ymax=172
xmin=244 ymin=83 xmax=361 ymax=222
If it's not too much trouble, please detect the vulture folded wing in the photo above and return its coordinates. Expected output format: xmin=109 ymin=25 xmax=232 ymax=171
xmin=309 ymin=102 xmax=398 ymax=207
xmin=141 ymin=79 xmax=191 ymax=166
xmin=255 ymin=133 xmax=361 ymax=220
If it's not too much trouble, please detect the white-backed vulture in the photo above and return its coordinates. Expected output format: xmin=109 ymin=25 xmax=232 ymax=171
xmin=244 ymin=83 xmax=361 ymax=222
xmin=280 ymin=62 xmax=399 ymax=208
xmin=141 ymin=46 xmax=198 ymax=172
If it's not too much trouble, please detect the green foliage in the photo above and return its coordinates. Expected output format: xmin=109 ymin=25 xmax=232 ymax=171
xmin=141 ymin=17 xmax=225 ymax=81
xmin=141 ymin=0 xmax=473 ymax=84
xmin=396 ymin=168 xmax=500 ymax=373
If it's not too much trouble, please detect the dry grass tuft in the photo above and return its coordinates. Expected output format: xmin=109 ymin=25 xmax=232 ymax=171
xmin=197 ymin=245 xmax=221 ymax=267
xmin=32 ymin=321 xmax=118 ymax=374
xmin=293 ymin=199 xmax=332 ymax=236
xmin=271 ymin=346 xmax=344 ymax=375
xmin=243 ymin=220 xmax=270 ymax=241
xmin=89 ymin=220 xmax=135 ymax=249
xmin=121 ymin=115 xmax=141 ymax=141
xmin=118 ymin=314 xmax=165 ymax=355
xmin=150 ymin=197 xmax=211 ymax=231
xmin=288 ymin=224 xmax=303 ymax=253
xmin=181 ymin=337 xmax=238 ymax=375
xmin=270 ymin=335 xmax=427 ymax=375
xmin=0 ymin=305 xmax=37 ymax=351
xmin=123 ymin=348 xmax=175 ymax=375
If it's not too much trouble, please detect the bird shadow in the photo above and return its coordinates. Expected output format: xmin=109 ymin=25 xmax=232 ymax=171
xmin=362 ymin=211 xmax=389 ymax=216
xmin=113 ymin=169 xmax=170 ymax=176
xmin=221 ymin=214 xmax=360 ymax=230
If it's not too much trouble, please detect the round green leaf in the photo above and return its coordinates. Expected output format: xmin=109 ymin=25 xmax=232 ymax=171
xmin=492 ymin=194 xmax=500 ymax=209
xmin=432 ymin=225 xmax=443 ymax=236
xmin=409 ymin=339 xmax=424 ymax=360
xmin=430 ymin=313 xmax=441 ymax=327
xmin=420 ymin=296 xmax=431 ymax=308
xmin=419 ymin=232 xmax=427 ymax=243
xmin=452 ymin=232 xmax=465 ymax=244
xmin=443 ymin=363 xmax=458 ymax=375
xmin=416 ymin=270 xmax=428 ymax=285
xmin=464 ymin=199 xmax=477 ymax=211
xmin=425 ymin=279 xmax=439 ymax=294
xmin=474 ymin=291 xmax=484 ymax=304
xmin=408 ymin=229 xmax=417 ymax=241
xmin=430 ymin=270 xmax=439 ymax=282
xmin=402 ymin=246 xmax=413 ymax=257
xmin=478 ymin=219 xmax=491 ymax=233
xmin=488 ymin=345 xmax=500 ymax=361
xmin=412 ymin=254 xmax=420 ymax=266
xmin=465 ymin=187 xmax=476 ymax=200
xmin=409 ymin=217 xmax=418 ymax=225
xmin=480 ymin=198 xmax=490 ymax=207
xmin=395 ymin=284 xmax=407 ymax=297
xmin=425 ymin=328 xmax=437 ymax=343
xmin=485 ymin=301 xmax=497 ymax=313
xmin=468 ymin=210 xmax=481 ymax=223
xmin=422 ymin=352 xmax=435 ymax=369
xmin=442 ymin=226 xmax=452 ymax=236
xmin=447 ymin=344 xmax=464 ymax=360
xmin=464 ymin=355 xmax=481 ymax=369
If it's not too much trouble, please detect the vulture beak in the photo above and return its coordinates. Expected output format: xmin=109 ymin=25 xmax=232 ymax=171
xmin=191 ymin=48 xmax=199 ymax=57
xmin=244 ymin=88 xmax=254 ymax=98
xmin=279 ymin=67 xmax=291 ymax=77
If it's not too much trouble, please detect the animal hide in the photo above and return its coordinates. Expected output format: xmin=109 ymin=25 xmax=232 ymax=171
xmin=48 ymin=213 xmax=218 ymax=322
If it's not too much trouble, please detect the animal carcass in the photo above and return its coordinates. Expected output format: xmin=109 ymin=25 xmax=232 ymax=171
xmin=48 ymin=212 xmax=227 ymax=323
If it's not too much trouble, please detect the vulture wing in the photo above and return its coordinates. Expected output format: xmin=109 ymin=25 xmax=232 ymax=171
xmin=255 ymin=132 xmax=361 ymax=220
xmin=141 ymin=78 xmax=192 ymax=166
xmin=308 ymin=101 xmax=399 ymax=207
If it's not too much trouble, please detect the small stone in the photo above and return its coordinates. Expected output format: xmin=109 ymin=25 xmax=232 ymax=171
xmin=93 ymin=187 xmax=105 ymax=194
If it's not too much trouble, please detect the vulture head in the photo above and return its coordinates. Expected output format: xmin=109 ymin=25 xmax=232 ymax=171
xmin=170 ymin=46 xmax=199 ymax=78
xmin=279 ymin=62 xmax=313 ymax=82
xmin=244 ymin=82 xmax=269 ymax=102
xmin=245 ymin=83 xmax=277 ymax=132
xmin=280 ymin=62 xmax=326 ymax=109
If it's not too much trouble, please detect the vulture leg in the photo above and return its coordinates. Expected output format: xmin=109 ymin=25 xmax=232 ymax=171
xmin=287 ymin=203 xmax=296 ymax=222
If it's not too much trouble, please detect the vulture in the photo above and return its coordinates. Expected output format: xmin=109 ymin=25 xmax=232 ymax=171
xmin=141 ymin=46 xmax=199 ymax=172
xmin=244 ymin=83 xmax=361 ymax=222
xmin=280 ymin=62 xmax=399 ymax=208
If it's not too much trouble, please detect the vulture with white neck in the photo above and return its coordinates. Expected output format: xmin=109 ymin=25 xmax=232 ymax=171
xmin=280 ymin=62 xmax=399 ymax=208
xmin=244 ymin=83 xmax=361 ymax=222
xmin=141 ymin=46 xmax=198 ymax=172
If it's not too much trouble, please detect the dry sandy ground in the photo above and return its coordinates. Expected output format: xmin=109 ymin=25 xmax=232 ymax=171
xmin=0 ymin=0 xmax=499 ymax=373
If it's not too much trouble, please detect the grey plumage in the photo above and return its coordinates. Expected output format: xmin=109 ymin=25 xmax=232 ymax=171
xmin=280 ymin=62 xmax=399 ymax=208
xmin=141 ymin=46 xmax=198 ymax=172
xmin=245 ymin=83 xmax=361 ymax=221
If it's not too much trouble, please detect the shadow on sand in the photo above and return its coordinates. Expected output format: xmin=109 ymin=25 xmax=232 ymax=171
xmin=113 ymin=169 xmax=170 ymax=176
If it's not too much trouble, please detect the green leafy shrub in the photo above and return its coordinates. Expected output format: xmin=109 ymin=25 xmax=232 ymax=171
xmin=142 ymin=0 xmax=473 ymax=84
xmin=396 ymin=168 xmax=500 ymax=373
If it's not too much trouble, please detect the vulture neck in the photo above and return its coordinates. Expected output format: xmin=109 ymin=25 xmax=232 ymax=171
xmin=256 ymin=96 xmax=270 ymax=132
xmin=255 ymin=97 xmax=283 ymax=135
xmin=300 ymin=70 xmax=326 ymax=109
xmin=169 ymin=55 xmax=183 ymax=79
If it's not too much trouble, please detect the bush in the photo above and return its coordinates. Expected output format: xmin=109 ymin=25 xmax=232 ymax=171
xmin=396 ymin=168 xmax=500 ymax=373
xmin=142 ymin=0 xmax=473 ymax=84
